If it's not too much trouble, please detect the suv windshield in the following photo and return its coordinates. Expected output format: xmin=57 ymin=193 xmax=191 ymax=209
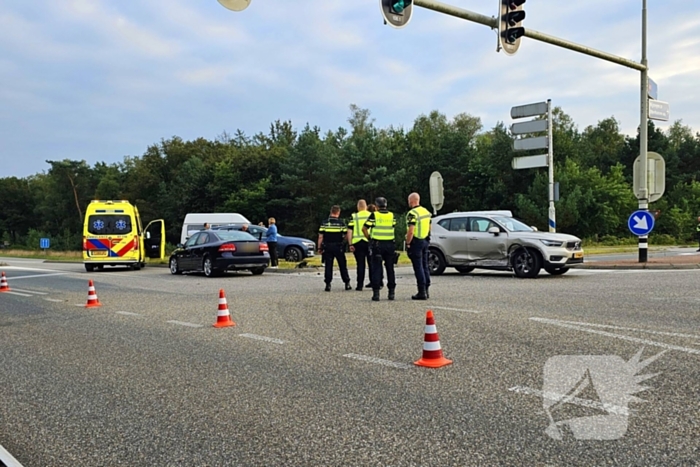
xmin=87 ymin=215 xmax=133 ymax=235
xmin=493 ymin=217 xmax=534 ymax=232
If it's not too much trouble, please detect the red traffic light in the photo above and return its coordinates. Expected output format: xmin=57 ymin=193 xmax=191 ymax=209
xmin=509 ymin=0 xmax=526 ymax=9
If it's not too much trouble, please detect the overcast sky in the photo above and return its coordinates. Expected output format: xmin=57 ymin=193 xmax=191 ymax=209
xmin=2 ymin=0 xmax=698 ymax=178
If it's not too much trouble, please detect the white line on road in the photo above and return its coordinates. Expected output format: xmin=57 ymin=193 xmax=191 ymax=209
xmin=8 ymin=288 xmax=48 ymax=295
xmin=508 ymin=385 xmax=631 ymax=416
xmin=429 ymin=306 xmax=482 ymax=314
xmin=167 ymin=320 xmax=204 ymax=328
xmin=343 ymin=353 xmax=414 ymax=369
xmin=3 ymin=273 xmax=69 ymax=281
xmin=3 ymin=291 xmax=32 ymax=297
xmin=44 ymin=298 xmax=64 ymax=303
xmin=541 ymin=318 xmax=700 ymax=340
xmin=116 ymin=311 xmax=142 ymax=317
xmin=0 ymin=442 xmax=25 ymax=467
xmin=531 ymin=317 xmax=700 ymax=355
xmin=239 ymin=333 xmax=285 ymax=344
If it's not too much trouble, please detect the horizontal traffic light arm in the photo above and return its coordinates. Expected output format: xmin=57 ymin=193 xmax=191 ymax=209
xmin=413 ymin=0 xmax=647 ymax=72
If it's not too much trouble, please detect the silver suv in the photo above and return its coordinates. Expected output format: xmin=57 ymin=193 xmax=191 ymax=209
xmin=428 ymin=210 xmax=584 ymax=278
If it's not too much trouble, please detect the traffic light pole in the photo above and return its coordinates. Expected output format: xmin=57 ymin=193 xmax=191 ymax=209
xmin=547 ymin=99 xmax=555 ymax=233
xmin=413 ymin=0 xmax=650 ymax=260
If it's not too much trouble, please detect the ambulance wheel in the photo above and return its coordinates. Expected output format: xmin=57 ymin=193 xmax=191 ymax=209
xmin=96 ymin=265 xmax=104 ymax=271
xmin=85 ymin=264 xmax=95 ymax=272
xmin=130 ymin=262 xmax=141 ymax=271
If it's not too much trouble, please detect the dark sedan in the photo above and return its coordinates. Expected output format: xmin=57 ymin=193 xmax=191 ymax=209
xmin=212 ymin=224 xmax=315 ymax=262
xmin=169 ymin=229 xmax=270 ymax=277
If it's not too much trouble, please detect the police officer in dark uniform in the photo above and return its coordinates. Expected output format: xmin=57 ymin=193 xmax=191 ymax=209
xmin=362 ymin=197 xmax=397 ymax=301
xmin=318 ymin=205 xmax=352 ymax=292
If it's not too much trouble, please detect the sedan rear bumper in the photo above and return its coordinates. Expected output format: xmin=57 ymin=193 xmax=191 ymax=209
xmin=215 ymin=255 xmax=269 ymax=270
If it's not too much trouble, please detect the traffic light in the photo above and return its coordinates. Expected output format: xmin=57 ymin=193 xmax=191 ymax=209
xmin=499 ymin=0 xmax=526 ymax=55
xmin=380 ymin=0 xmax=413 ymax=29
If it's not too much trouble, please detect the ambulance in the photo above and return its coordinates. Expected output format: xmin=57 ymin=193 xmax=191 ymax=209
xmin=82 ymin=200 xmax=165 ymax=272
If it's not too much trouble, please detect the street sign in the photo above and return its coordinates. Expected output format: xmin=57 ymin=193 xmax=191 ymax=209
xmin=511 ymin=119 xmax=548 ymax=135
xmin=429 ymin=171 xmax=444 ymax=214
xmin=648 ymin=78 xmax=658 ymax=100
xmin=513 ymin=136 xmax=548 ymax=151
xmin=633 ymin=151 xmax=665 ymax=202
xmin=648 ymin=100 xmax=670 ymax=121
xmin=380 ymin=0 xmax=414 ymax=29
xmin=512 ymin=154 xmax=548 ymax=170
xmin=628 ymin=210 xmax=655 ymax=236
xmin=510 ymin=102 xmax=548 ymax=119
xmin=40 ymin=238 xmax=50 ymax=249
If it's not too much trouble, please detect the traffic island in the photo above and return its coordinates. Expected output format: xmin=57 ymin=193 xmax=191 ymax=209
xmin=579 ymin=253 xmax=700 ymax=269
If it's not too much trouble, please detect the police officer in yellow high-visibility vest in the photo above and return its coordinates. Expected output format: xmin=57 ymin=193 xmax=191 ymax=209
xmin=405 ymin=192 xmax=432 ymax=300
xmin=346 ymin=199 xmax=373 ymax=291
xmin=696 ymin=216 xmax=700 ymax=252
xmin=318 ymin=205 xmax=352 ymax=292
xmin=362 ymin=197 xmax=397 ymax=301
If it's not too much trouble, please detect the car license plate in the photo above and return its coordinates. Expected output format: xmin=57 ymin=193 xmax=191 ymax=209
xmin=91 ymin=251 xmax=108 ymax=257
xmin=574 ymin=252 xmax=583 ymax=259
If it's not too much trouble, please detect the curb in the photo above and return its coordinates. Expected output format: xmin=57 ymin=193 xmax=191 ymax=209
xmin=577 ymin=263 xmax=700 ymax=270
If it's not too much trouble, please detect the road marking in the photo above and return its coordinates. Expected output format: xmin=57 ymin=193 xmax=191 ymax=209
xmin=343 ymin=353 xmax=413 ymax=370
xmin=116 ymin=311 xmax=142 ymax=317
xmin=0 ymin=441 xmax=25 ymax=467
xmin=508 ymin=385 xmax=631 ymax=416
xmin=239 ymin=333 xmax=285 ymax=344
xmin=3 ymin=291 xmax=32 ymax=297
xmin=9 ymin=288 xmax=48 ymax=295
xmin=531 ymin=317 xmax=700 ymax=355
xmin=541 ymin=318 xmax=700 ymax=340
xmin=44 ymin=298 xmax=64 ymax=303
xmin=167 ymin=320 xmax=204 ymax=328
xmin=4 ymin=273 xmax=69 ymax=280
xmin=430 ymin=306 xmax=482 ymax=314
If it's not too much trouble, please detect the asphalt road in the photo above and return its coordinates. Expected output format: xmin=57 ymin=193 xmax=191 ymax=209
xmin=1 ymin=259 xmax=699 ymax=466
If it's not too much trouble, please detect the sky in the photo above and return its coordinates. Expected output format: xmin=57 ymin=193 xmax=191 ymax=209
xmin=1 ymin=0 xmax=699 ymax=178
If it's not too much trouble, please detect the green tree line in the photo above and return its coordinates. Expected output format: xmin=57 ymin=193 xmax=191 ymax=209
xmin=2 ymin=104 xmax=700 ymax=250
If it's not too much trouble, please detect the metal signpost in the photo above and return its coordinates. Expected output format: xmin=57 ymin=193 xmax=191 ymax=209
xmin=511 ymin=100 xmax=555 ymax=232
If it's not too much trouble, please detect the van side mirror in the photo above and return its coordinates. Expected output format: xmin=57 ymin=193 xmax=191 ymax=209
xmin=531 ymin=226 xmax=538 ymax=231
xmin=488 ymin=226 xmax=500 ymax=235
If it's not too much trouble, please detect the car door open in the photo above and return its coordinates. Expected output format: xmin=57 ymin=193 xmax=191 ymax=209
xmin=144 ymin=219 xmax=165 ymax=260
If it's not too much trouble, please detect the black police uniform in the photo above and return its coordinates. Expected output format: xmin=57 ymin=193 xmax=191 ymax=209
xmin=364 ymin=209 xmax=397 ymax=301
xmin=319 ymin=217 xmax=351 ymax=290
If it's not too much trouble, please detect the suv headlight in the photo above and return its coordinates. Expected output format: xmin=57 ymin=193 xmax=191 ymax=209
xmin=540 ymin=239 xmax=564 ymax=247
xmin=303 ymin=242 xmax=315 ymax=249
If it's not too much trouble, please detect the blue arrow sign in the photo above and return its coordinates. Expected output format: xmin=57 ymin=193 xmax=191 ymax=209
xmin=40 ymin=238 xmax=50 ymax=249
xmin=628 ymin=211 xmax=655 ymax=236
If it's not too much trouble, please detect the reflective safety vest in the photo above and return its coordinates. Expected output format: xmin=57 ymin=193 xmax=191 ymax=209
xmin=370 ymin=212 xmax=395 ymax=241
xmin=408 ymin=206 xmax=432 ymax=240
xmin=351 ymin=211 xmax=371 ymax=244
xmin=696 ymin=223 xmax=700 ymax=233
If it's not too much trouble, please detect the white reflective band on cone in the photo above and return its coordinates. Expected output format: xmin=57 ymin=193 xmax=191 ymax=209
xmin=424 ymin=325 xmax=437 ymax=334
xmin=423 ymin=341 xmax=442 ymax=351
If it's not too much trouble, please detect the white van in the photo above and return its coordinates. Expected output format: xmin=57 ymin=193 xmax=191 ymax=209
xmin=180 ymin=213 xmax=252 ymax=245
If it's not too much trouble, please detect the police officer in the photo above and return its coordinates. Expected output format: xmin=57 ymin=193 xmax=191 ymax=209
xmin=696 ymin=216 xmax=700 ymax=252
xmin=362 ymin=197 xmax=397 ymax=301
xmin=405 ymin=192 xmax=432 ymax=300
xmin=318 ymin=205 xmax=352 ymax=292
xmin=346 ymin=199 xmax=372 ymax=291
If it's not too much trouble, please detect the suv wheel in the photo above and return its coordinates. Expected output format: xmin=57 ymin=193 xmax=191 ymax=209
xmin=512 ymin=248 xmax=542 ymax=278
xmin=544 ymin=266 xmax=569 ymax=276
xmin=428 ymin=249 xmax=447 ymax=276
xmin=284 ymin=246 xmax=303 ymax=262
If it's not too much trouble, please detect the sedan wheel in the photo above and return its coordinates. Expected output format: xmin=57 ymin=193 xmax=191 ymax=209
xmin=513 ymin=248 xmax=541 ymax=278
xmin=428 ymin=249 xmax=447 ymax=276
xmin=284 ymin=246 xmax=303 ymax=263
xmin=203 ymin=257 xmax=217 ymax=278
xmin=170 ymin=257 xmax=181 ymax=275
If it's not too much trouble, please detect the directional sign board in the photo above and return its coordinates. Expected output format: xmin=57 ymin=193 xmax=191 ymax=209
xmin=648 ymin=78 xmax=658 ymax=100
xmin=512 ymin=154 xmax=548 ymax=170
xmin=40 ymin=238 xmax=50 ymax=249
xmin=633 ymin=151 xmax=665 ymax=202
xmin=628 ymin=210 xmax=655 ymax=236
xmin=511 ymin=102 xmax=548 ymax=119
xmin=648 ymin=100 xmax=670 ymax=122
xmin=511 ymin=119 xmax=548 ymax=135
xmin=513 ymin=136 xmax=548 ymax=151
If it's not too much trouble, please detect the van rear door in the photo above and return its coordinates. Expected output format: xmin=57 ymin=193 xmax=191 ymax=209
xmin=144 ymin=219 xmax=165 ymax=259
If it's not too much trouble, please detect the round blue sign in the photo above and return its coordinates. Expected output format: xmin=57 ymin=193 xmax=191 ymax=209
xmin=628 ymin=210 xmax=655 ymax=236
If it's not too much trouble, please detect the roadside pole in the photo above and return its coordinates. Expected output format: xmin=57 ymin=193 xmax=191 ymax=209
xmin=547 ymin=99 xmax=555 ymax=233
xmin=638 ymin=0 xmax=649 ymax=262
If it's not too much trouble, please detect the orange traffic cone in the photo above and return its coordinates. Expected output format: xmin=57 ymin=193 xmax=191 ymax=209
xmin=85 ymin=279 xmax=102 ymax=308
xmin=414 ymin=310 xmax=452 ymax=368
xmin=0 ymin=272 xmax=10 ymax=292
xmin=213 ymin=289 xmax=235 ymax=328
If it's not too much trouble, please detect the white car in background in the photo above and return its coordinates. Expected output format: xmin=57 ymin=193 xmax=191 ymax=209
xmin=428 ymin=210 xmax=584 ymax=278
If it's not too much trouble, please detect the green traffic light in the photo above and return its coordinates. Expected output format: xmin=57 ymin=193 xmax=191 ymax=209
xmin=392 ymin=0 xmax=410 ymax=14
